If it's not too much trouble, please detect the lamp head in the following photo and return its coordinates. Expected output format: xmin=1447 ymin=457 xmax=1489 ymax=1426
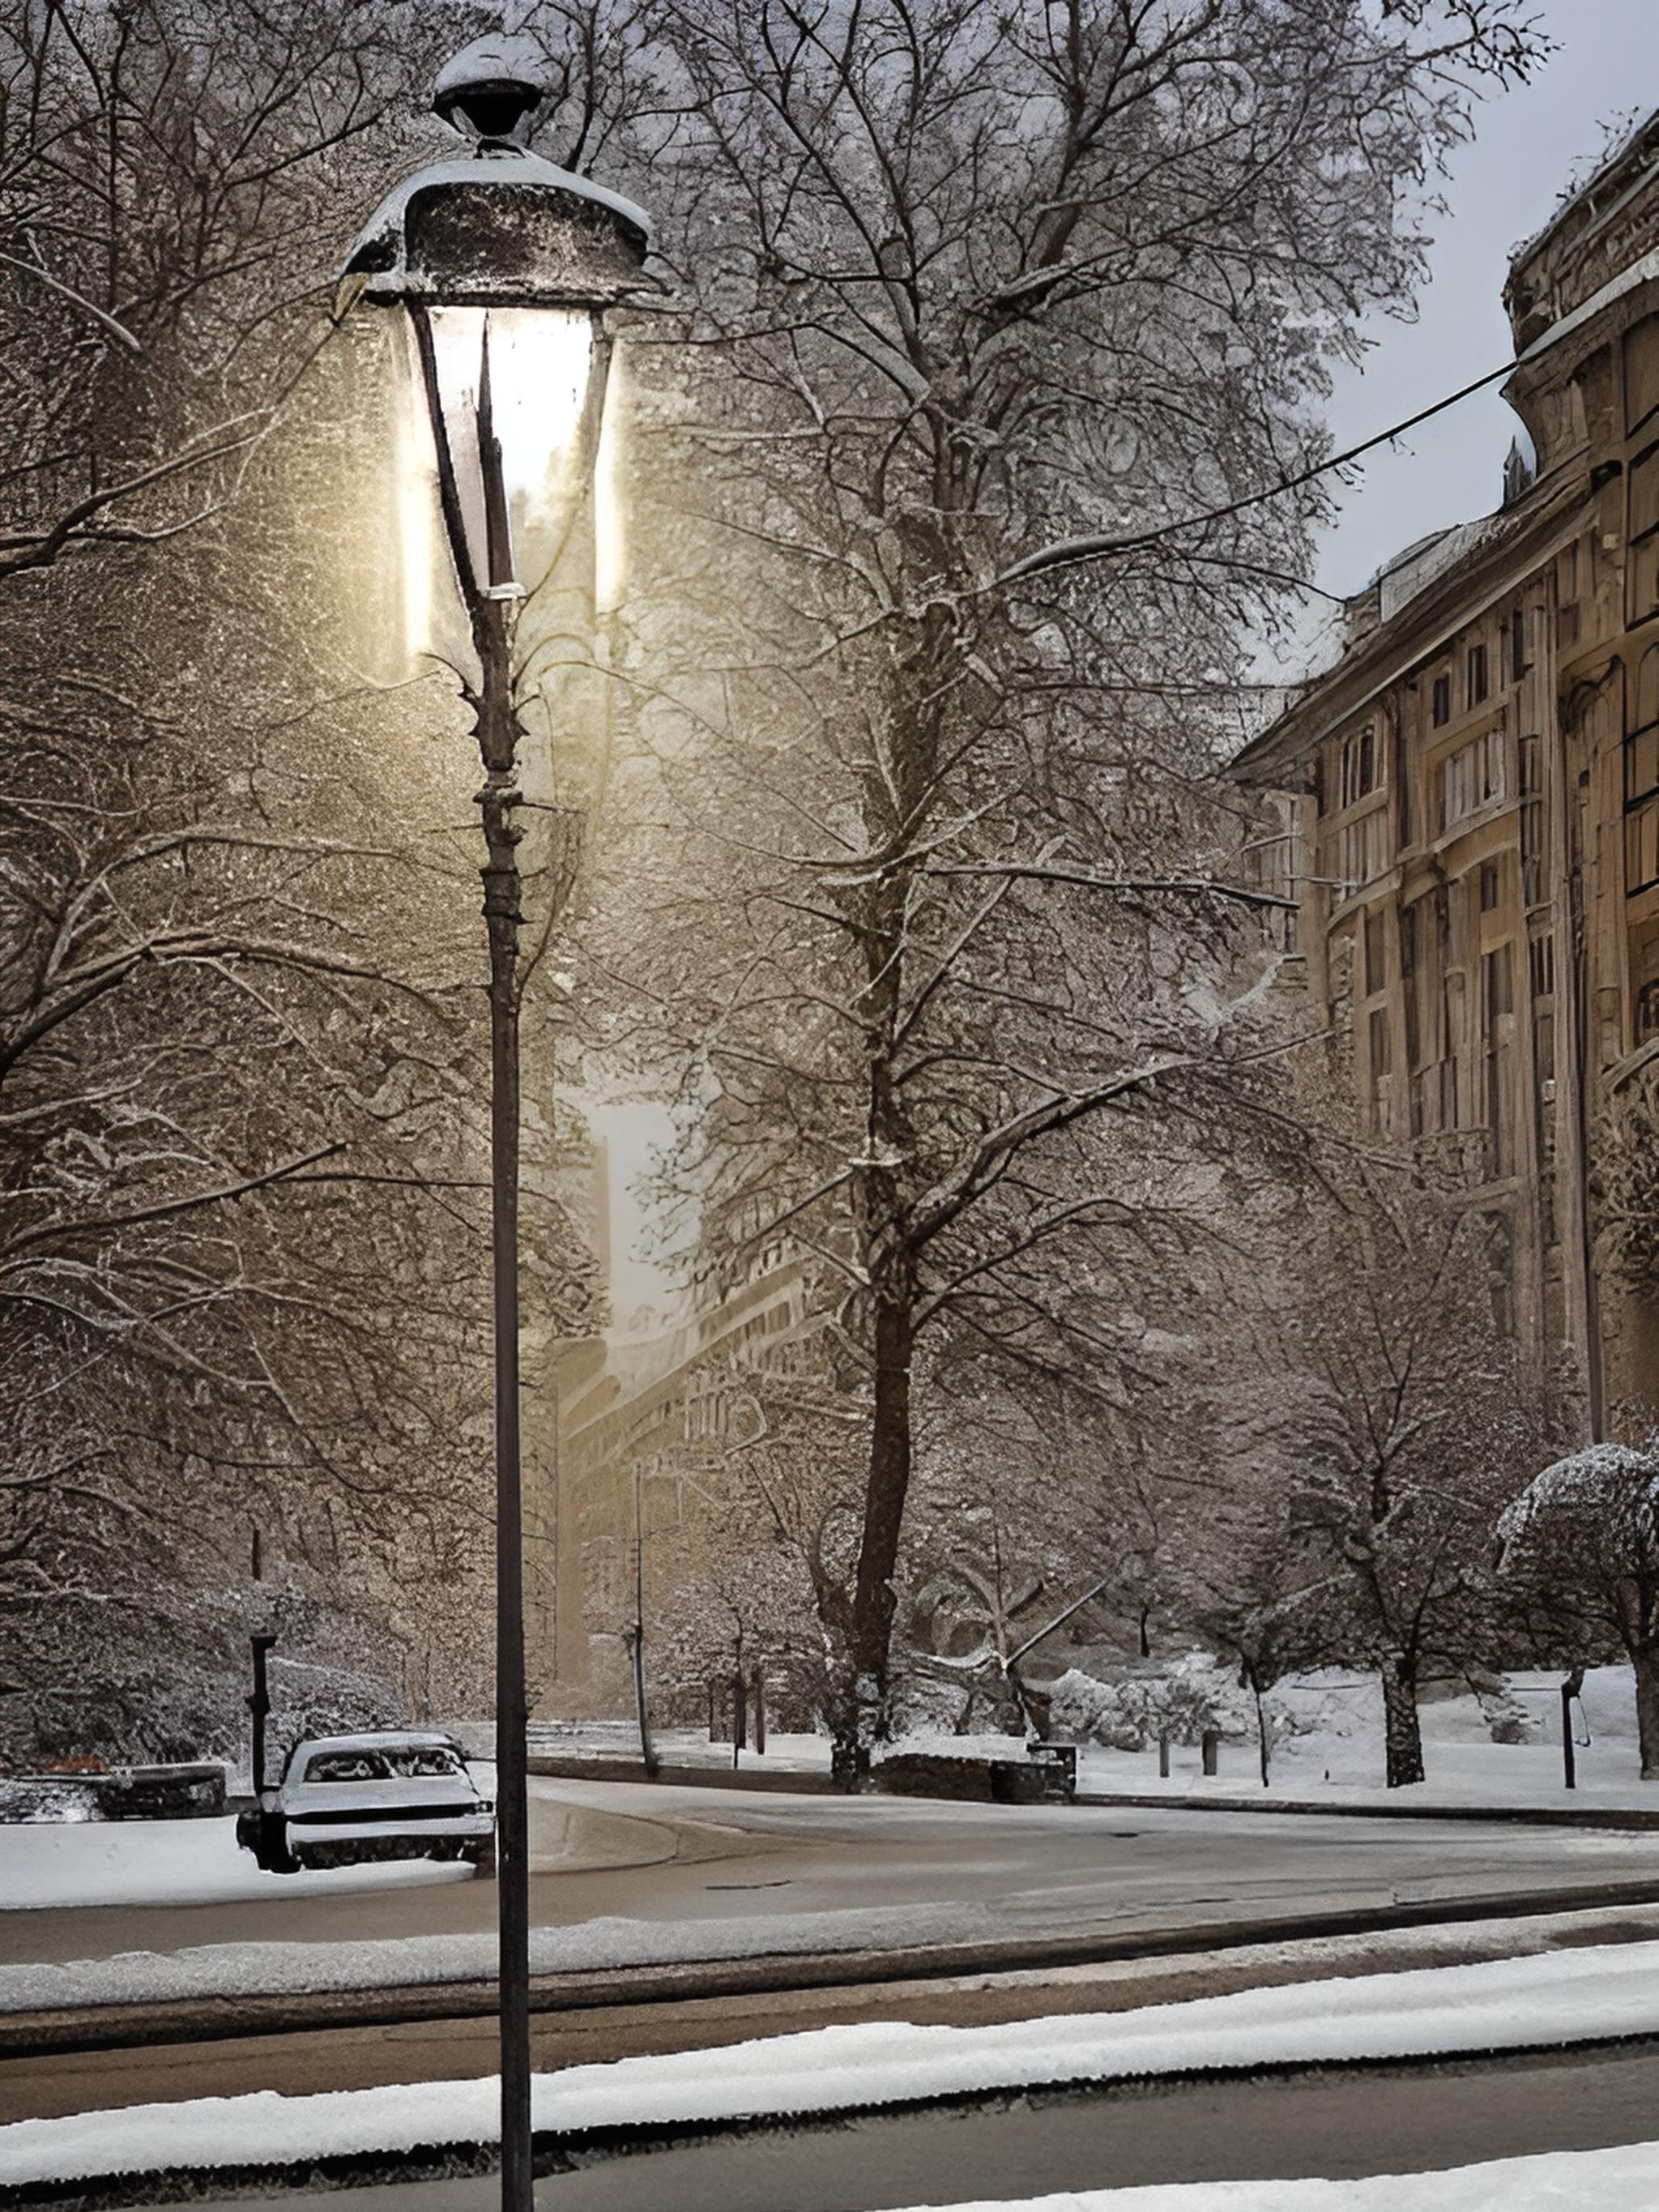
xmin=433 ymin=36 xmax=549 ymax=149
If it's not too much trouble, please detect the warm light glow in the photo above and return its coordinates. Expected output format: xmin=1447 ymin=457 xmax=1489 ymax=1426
xmin=595 ymin=343 xmax=627 ymax=615
xmin=395 ymin=320 xmax=437 ymax=664
xmin=429 ymin=304 xmax=595 ymax=586
xmin=395 ymin=305 xmax=603 ymax=657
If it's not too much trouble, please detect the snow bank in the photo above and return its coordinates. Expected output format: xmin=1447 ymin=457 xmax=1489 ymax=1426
xmin=891 ymin=2146 xmax=1659 ymax=2211
xmin=0 ymin=1813 xmax=471 ymax=1912
xmin=0 ymin=1897 xmax=1004 ymax=2013
xmin=9 ymin=1939 xmax=1659 ymax=2184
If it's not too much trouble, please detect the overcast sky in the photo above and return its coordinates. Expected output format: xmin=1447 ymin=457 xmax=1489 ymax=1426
xmin=1314 ymin=0 xmax=1659 ymax=600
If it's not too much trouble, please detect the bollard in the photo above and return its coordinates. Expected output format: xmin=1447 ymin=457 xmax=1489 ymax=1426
xmin=1201 ymin=1729 xmax=1219 ymax=1777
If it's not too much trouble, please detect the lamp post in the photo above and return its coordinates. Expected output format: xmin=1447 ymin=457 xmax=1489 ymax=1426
xmin=337 ymin=41 xmax=650 ymax=2209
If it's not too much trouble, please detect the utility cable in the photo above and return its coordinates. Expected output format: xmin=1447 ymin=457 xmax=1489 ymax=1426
xmin=995 ymin=358 xmax=1520 ymax=591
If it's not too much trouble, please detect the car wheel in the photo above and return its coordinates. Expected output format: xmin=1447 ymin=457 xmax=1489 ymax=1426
xmin=467 ymin=1836 xmax=497 ymax=1878
xmin=255 ymin=1813 xmax=299 ymax=1874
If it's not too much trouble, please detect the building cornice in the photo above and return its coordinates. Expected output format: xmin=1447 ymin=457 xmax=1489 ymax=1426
xmin=1228 ymin=472 xmax=1585 ymax=786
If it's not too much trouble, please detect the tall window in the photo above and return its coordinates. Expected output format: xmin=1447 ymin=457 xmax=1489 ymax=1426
xmin=1431 ymin=673 xmax=1451 ymax=727
xmin=1340 ymin=724 xmax=1377 ymax=809
xmin=1627 ymin=646 xmax=1659 ymax=895
xmin=1531 ymin=928 xmax=1556 ymax=1092
xmin=1520 ymin=732 xmax=1546 ymax=906
xmin=1558 ymin=543 xmax=1581 ymax=651
xmin=1466 ymin=641 xmax=1490 ymax=710
xmin=1629 ymin=447 xmax=1659 ymax=628
xmin=1401 ymin=901 xmax=1422 ymax=1074
xmin=1443 ymin=727 xmax=1506 ymax=829
xmin=1505 ymin=606 xmax=1529 ymax=684
xmin=1484 ymin=944 xmax=1514 ymax=1179
xmin=1626 ymin=313 xmax=1659 ymax=437
xmin=1364 ymin=908 xmax=1388 ymax=994
xmin=1336 ymin=811 xmax=1388 ymax=901
xmin=1368 ymin=1007 xmax=1392 ymax=1134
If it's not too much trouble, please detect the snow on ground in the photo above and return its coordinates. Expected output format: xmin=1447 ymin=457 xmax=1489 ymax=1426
xmin=531 ymin=1668 xmax=1659 ymax=1813
xmin=893 ymin=2149 xmax=1659 ymax=2211
xmin=0 ymin=1813 xmax=473 ymax=1912
xmin=1102 ymin=1666 xmax=1656 ymax=1809
xmin=8 ymin=1939 xmax=1659 ymax=2186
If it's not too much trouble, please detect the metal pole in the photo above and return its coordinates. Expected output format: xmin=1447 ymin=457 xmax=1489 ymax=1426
xmin=1562 ymin=1665 xmax=1584 ymax=1791
xmin=248 ymin=1633 xmax=276 ymax=1797
xmin=630 ymin=1467 xmax=658 ymax=1779
xmin=476 ymin=582 xmax=533 ymax=2210
xmin=412 ymin=300 xmax=535 ymax=2211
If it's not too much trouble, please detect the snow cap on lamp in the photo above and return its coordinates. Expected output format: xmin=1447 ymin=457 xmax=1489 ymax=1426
xmin=335 ymin=45 xmax=652 ymax=318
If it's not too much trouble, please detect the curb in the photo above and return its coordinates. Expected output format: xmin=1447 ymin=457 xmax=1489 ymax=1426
xmin=529 ymin=1755 xmax=836 ymax=1794
xmin=1077 ymin=1789 xmax=1659 ymax=1830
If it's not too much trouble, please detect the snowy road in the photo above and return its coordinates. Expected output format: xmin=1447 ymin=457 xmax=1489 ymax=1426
xmin=13 ymin=1778 xmax=1659 ymax=1973
xmin=6 ymin=1777 xmax=1659 ymax=1984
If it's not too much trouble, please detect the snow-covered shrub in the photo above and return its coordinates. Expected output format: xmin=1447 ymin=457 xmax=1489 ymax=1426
xmin=1050 ymin=1655 xmax=1253 ymax=1749
xmin=1499 ymin=1437 xmax=1659 ymax=1775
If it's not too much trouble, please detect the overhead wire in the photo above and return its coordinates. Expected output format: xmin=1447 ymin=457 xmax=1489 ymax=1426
xmin=995 ymin=358 xmax=1522 ymax=591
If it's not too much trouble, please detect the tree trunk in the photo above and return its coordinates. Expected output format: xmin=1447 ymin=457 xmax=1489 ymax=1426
xmin=1633 ymin=1646 xmax=1659 ymax=1779
xmin=835 ymin=1282 xmax=915 ymax=1783
xmin=1380 ymin=1651 xmax=1425 ymax=1788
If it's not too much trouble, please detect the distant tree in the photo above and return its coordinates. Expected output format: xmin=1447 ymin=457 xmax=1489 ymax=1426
xmin=1245 ymin=1164 xmax=1555 ymax=1787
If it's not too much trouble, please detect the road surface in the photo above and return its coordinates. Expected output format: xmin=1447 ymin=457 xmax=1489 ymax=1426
xmin=134 ymin=2042 xmax=1659 ymax=2211
xmin=7 ymin=1776 xmax=1658 ymax=1972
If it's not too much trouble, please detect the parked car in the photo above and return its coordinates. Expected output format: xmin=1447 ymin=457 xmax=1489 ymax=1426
xmin=236 ymin=1728 xmax=495 ymax=1876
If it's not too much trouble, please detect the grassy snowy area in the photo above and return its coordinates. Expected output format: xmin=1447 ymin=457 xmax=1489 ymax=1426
xmin=7 ymin=1940 xmax=1659 ymax=2189
xmin=1075 ymin=1667 xmax=1657 ymax=1808
xmin=530 ymin=1667 xmax=1659 ymax=1811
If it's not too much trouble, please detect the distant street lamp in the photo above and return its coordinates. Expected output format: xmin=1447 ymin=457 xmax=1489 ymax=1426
xmin=337 ymin=40 xmax=650 ymax=2210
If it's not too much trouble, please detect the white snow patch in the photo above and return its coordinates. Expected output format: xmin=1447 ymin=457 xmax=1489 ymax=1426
xmin=0 ymin=1898 xmax=1005 ymax=2014
xmin=0 ymin=1814 xmax=471 ymax=1912
xmin=891 ymin=2146 xmax=1659 ymax=2210
xmin=8 ymin=1941 xmax=1659 ymax=2185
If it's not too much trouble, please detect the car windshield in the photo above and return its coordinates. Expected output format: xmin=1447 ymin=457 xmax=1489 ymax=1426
xmin=386 ymin=1747 xmax=464 ymax=1779
xmin=304 ymin=1751 xmax=391 ymax=1783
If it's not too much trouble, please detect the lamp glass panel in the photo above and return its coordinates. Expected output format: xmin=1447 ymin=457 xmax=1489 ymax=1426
xmin=425 ymin=305 xmax=598 ymax=592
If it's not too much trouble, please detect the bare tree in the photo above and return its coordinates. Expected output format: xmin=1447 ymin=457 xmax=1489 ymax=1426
xmin=590 ymin=0 xmax=1541 ymax=1774
xmin=1236 ymin=1160 xmax=1554 ymax=1787
xmin=0 ymin=0 xmax=632 ymax=1757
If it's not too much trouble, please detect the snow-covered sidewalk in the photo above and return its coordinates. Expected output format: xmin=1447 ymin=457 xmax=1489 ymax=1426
xmin=894 ymin=2154 xmax=1659 ymax=2211
xmin=8 ymin=1937 xmax=1659 ymax=2188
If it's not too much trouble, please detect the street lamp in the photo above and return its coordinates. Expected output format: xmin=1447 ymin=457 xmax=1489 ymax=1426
xmin=336 ymin=39 xmax=650 ymax=2210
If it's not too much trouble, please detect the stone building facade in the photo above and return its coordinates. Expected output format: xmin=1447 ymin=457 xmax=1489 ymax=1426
xmin=1234 ymin=111 xmax=1659 ymax=1439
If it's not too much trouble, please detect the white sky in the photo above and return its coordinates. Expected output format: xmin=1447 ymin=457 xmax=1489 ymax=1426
xmin=1313 ymin=0 xmax=1659 ymax=601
